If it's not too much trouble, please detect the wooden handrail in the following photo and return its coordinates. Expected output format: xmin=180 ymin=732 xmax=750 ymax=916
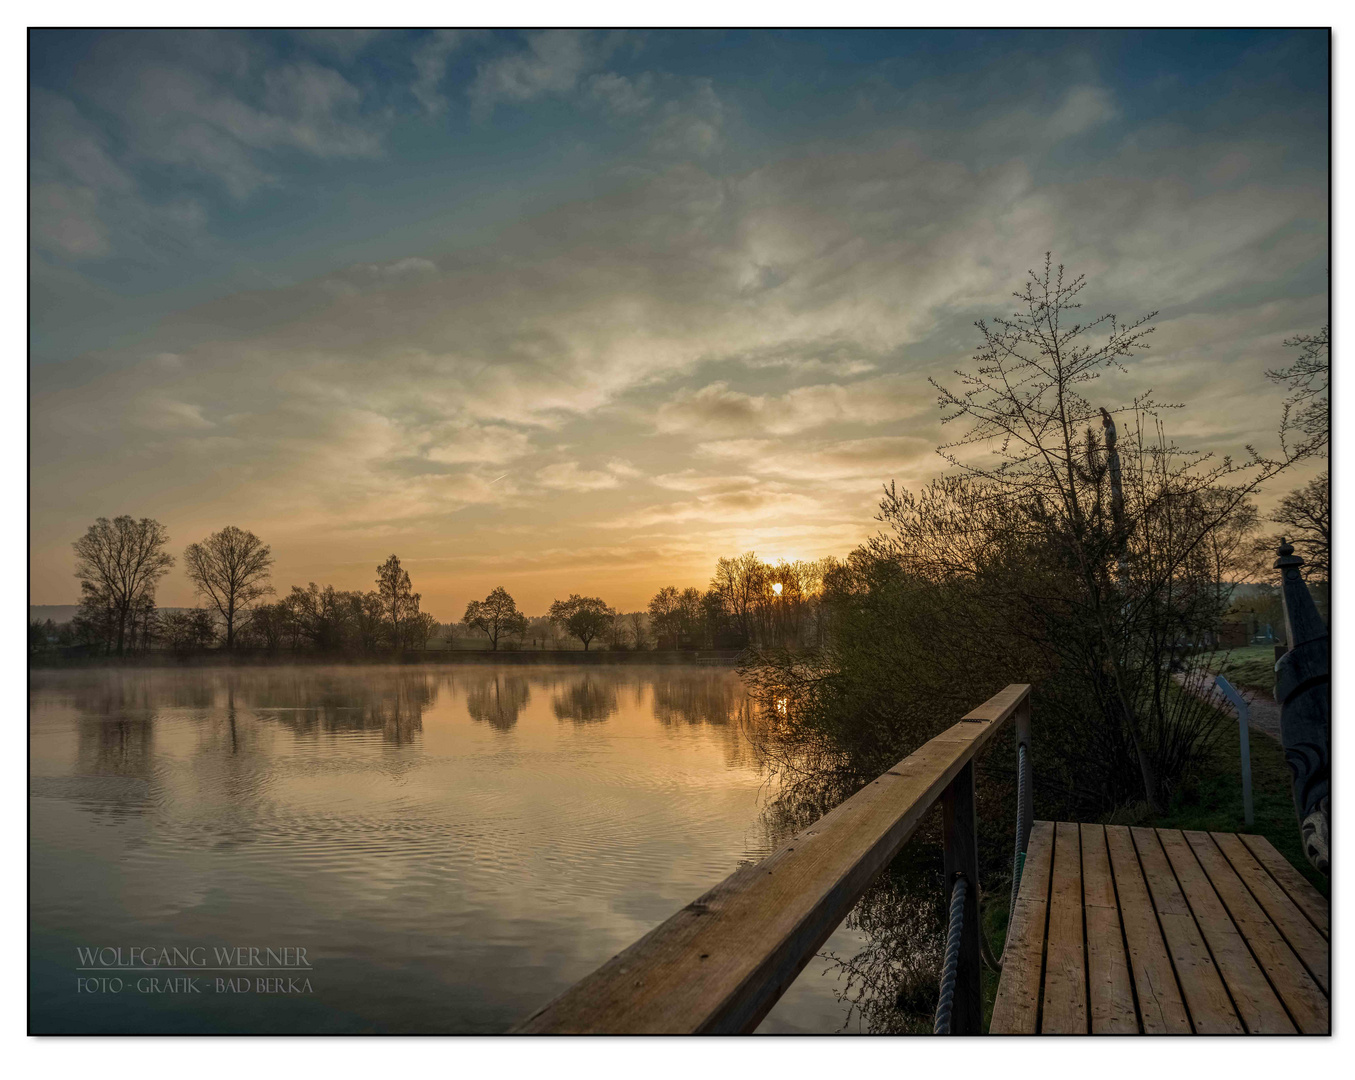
xmin=513 ymin=683 xmax=1032 ymax=1034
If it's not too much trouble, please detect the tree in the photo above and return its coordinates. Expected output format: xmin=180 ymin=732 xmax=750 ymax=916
xmin=1267 ymin=326 xmax=1328 ymax=456
xmin=376 ymin=555 xmax=420 ymax=649
xmin=182 ymin=526 xmax=274 ymax=650
xmin=911 ymin=254 xmax=1300 ymax=811
xmin=463 ymin=587 xmax=528 ymax=650
xmin=548 ymin=594 xmax=615 ymax=651
xmin=243 ymin=601 xmax=289 ymax=651
xmin=1254 ymin=472 xmax=1329 ymax=583
xmin=647 ymin=586 xmax=681 ymax=648
xmin=72 ymin=516 xmax=174 ymax=656
xmin=629 ymin=610 xmax=648 ymax=650
xmin=408 ymin=610 xmax=440 ymax=650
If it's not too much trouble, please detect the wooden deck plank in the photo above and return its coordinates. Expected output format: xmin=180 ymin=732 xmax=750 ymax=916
xmin=989 ymin=820 xmax=1054 ymax=1034
xmin=1040 ymin=822 xmax=1087 ymax=1033
xmin=1212 ymin=832 xmax=1328 ymax=993
xmin=1105 ymin=826 xmax=1190 ymax=1034
xmin=1184 ymin=832 xmax=1327 ymax=1034
xmin=1157 ymin=829 xmax=1294 ymax=1033
xmin=1080 ymin=824 xmax=1138 ymax=1033
xmin=1130 ymin=826 xmax=1242 ymax=1033
xmin=1238 ymin=834 xmax=1329 ymax=939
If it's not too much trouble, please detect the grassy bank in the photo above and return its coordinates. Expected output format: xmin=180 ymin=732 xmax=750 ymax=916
xmin=1209 ymin=643 xmax=1280 ymax=696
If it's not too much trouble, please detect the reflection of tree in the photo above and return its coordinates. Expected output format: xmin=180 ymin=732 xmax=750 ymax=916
xmin=551 ymin=676 xmax=619 ymax=724
xmin=465 ymin=674 xmax=531 ymax=731
xmin=249 ymin=669 xmax=438 ymax=744
xmin=651 ymin=670 xmax=744 ymax=726
xmin=750 ymin=728 xmax=949 ymax=1034
xmin=76 ymin=713 xmax=155 ymax=779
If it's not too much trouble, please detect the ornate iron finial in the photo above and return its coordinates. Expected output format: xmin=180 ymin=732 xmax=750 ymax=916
xmin=1273 ymin=542 xmax=1329 ymax=876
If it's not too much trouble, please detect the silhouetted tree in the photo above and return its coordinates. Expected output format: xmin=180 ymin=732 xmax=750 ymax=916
xmin=464 ymin=587 xmax=528 ymax=650
xmin=183 ymin=525 xmax=274 ymax=649
xmin=376 ymin=555 xmax=420 ymax=649
xmin=548 ymin=594 xmax=614 ymax=651
xmin=647 ymin=586 xmax=681 ymax=649
xmin=1254 ymin=472 xmax=1329 ymax=583
xmin=1267 ymin=325 xmax=1329 ymax=456
xmin=72 ymin=515 xmax=174 ymax=655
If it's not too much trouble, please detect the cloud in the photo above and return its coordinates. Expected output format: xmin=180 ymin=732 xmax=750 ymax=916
xmin=411 ymin=30 xmax=465 ymax=114
xmin=535 ymin=460 xmax=639 ymax=491
xmin=587 ymin=72 xmax=654 ymax=117
xmin=469 ymin=31 xmax=613 ymax=116
xmin=30 ymin=37 xmax=386 ymax=263
xmin=650 ymin=79 xmax=726 ymax=157
xmin=655 ymin=374 xmax=929 ymax=437
xmin=29 ymin=82 xmax=1326 ymax=609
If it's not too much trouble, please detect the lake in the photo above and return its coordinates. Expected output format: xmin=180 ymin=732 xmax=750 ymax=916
xmin=29 ymin=664 xmax=870 ymax=1033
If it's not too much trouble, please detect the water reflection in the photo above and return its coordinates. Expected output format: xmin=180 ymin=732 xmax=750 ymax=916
xmin=32 ymin=663 xmax=864 ymax=1033
xmin=551 ymin=675 xmax=619 ymax=724
xmin=464 ymin=673 xmax=531 ymax=730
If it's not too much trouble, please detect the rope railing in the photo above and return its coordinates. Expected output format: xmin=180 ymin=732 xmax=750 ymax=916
xmin=1006 ymin=741 xmax=1030 ymax=956
xmin=934 ymin=874 xmax=969 ymax=1034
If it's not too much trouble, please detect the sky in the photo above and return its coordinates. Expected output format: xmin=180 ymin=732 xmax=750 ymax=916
xmin=28 ymin=28 xmax=1330 ymax=618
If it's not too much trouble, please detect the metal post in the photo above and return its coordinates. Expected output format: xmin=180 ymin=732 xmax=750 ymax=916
xmin=1214 ymin=676 xmax=1254 ymax=828
xmin=941 ymin=761 xmax=982 ymax=1034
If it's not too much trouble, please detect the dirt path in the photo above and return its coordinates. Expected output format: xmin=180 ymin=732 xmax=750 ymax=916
xmin=1174 ymin=670 xmax=1282 ymax=742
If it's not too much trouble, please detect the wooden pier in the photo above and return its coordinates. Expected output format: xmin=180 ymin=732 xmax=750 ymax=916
xmin=991 ymin=822 xmax=1329 ymax=1033
xmin=512 ymin=682 xmax=1329 ymax=1034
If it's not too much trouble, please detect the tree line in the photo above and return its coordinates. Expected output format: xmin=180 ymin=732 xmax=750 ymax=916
xmin=32 ymin=516 xmax=843 ymax=657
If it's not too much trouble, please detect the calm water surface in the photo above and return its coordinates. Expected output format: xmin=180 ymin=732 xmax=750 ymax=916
xmin=30 ymin=664 xmax=867 ymax=1033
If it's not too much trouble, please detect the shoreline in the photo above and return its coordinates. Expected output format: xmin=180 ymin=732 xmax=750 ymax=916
xmin=28 ymin=649 xmax=748 ymax=669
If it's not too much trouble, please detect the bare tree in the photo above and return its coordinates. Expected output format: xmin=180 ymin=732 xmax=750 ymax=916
xmin=629 ymin=610 xmax=648 ymax=650
xmin=1254 ymin=472 xmax=1329 ymax=582
xmin=464 ymin=587 xmax=528 ymax=650
xmin=182 ymin=526 xmax=274 ymax=649
xmin=916 ymin=254 xmax=1303 ymax=810
xmin=72 ymin=516 xmax=174 ymax=656
xmin=1267 ymin=326 xmax=1328 ymax=456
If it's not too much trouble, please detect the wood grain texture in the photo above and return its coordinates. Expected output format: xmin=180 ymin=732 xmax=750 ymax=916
xmin=1238 ymin=834 xmax=1329 ymax=939
xmin=989 ymin=820 xmax=1054 ymax=1034
xmin=1131 ymin=826 xmax=1241 ymax=1033
xmin=1080 ymin=824 xmax=1138 ymax=1033
xmin=1212 ymin=832 xmax=1328 ymax=992
xmin=1040 ymin=822 xmax=1087 ymax=1033
xmin=1185 ymin=832 xmax=1327 ymax=1034
xmin=514 ymin=694 xmax=1019 ymax=1033
xmin=1105 ymin=826 xmax=1190 ymax=1034
xmin=1157 ymin=829 xmax=1294 ymax=1033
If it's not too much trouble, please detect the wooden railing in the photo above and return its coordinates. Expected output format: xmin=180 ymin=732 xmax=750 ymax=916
xmin=512 ymin=683 xmax=1033 ymax=1034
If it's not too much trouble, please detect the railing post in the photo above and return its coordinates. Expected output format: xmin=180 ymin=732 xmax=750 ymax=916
xmin=941 ymin=760 xmax=982 ymax=1034
xmin=1015 ymin=695 xmax=1033 ymax=855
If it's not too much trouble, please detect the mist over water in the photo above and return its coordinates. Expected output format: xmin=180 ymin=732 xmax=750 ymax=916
xmin=29 ymin=664 xmax=866 ymax=1033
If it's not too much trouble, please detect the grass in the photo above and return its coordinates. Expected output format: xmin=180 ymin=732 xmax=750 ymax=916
xmin=1209 ymin=644 xmax=1280 ymax=696
xmin=1140 ymin=718 xmax=1328 ymax=897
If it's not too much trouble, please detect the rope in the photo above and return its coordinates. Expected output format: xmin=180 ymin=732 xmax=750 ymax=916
xmin=1009 ymin=743 xmax=1029 ymax=911
xmin=933 ymin=874 xmax=968 ymax=1034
